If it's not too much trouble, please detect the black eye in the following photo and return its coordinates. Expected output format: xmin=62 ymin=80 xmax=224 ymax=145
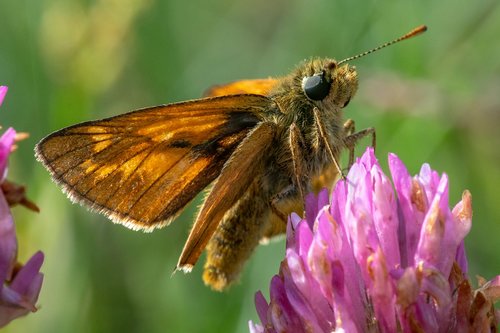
xmin=302 ymin=72 xmax=331 ymax=101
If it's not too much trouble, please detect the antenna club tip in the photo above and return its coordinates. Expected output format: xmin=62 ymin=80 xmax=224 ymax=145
xmin=337 ymin=25 xmax=428 ymax=65
xmin=409 ymin=25 xmax=428 ymax=37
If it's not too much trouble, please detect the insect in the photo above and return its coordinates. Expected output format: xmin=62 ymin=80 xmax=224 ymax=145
xmin=35 ymin=25 xmax=426 ymax=291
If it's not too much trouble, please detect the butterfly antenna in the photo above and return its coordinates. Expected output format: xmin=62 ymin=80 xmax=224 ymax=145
xmin=338 ymin=25 xmax=427 ymax=65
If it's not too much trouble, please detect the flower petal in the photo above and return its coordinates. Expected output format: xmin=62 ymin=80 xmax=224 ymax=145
xmin=414 ymin=174 xmax=449 ymax=271
xmin=10 ymin=251 xmax=44 ymax=300
xmin=284 ymin=251 xmax=328 ymax=332
xmin=0 ymin=193 xmax=17 ymax=282
xmin=268 ymin=274 xmax=304 ymax=332
xmin=367 ymin=248 xmax=397 ymax=332
xmin=370 ymin=160 xmax=400 ymax=268
xmin=0 ymin=86 xmax=7 ymax=106
xmin=305 ymin=188 xmax=329 ymax=230
xmin=254 ymin=291 xmax=269 ymax=327
xmin=451 ymin=190 xmax=472 ymax=274
xmin=248 ymin=321 xmax=265 ymax=333
xmin=388 ymin=152 xmax=425 ymax=267
xmin=0 ymin=128 xmax=16 ymax=181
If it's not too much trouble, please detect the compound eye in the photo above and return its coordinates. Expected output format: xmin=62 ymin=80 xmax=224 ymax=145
xmin=302 ymin=72 xmax=331 ymax=101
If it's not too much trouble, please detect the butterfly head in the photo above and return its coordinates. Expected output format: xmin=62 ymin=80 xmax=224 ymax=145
xmin=300 ymin=58 xmax=358 ymax=110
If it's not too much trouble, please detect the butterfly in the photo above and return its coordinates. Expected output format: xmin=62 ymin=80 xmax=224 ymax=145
xmin=35 ymin=25 xmax=426 ymax=291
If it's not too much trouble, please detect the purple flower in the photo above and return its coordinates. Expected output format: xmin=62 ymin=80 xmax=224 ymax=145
xmin=250 ymin=147 xmax=500 ymax=332
xmin=0 ymin=85 xmax=44 ymax=328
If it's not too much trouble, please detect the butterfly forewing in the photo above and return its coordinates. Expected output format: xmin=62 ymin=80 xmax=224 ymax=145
xmin=36 ymin=95 xmax=269 ymax=231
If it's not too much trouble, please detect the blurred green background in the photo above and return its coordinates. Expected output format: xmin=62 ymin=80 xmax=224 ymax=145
xmin=1 ymin=0 xmax=499 ymax=332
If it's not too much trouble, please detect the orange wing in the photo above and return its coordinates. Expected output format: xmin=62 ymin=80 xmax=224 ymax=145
xmin=35 ymin=95 xmax=270 ymax=231
xmin=203 ymin=78 xmax=278 ymax=97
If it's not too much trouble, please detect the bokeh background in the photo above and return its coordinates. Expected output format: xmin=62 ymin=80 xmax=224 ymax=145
xmin=1 ymin=0 xmax=499 ymax=332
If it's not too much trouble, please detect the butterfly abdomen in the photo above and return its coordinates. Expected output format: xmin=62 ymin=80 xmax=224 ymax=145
xmin=202 ymin=179 xmax=272 ymax=291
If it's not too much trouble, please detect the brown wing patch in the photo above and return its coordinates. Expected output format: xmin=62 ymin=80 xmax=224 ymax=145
xmin=36 ymin=95 xmax=270 ymax=231
xmin=203 ymin=78 xmax=278 ymax=97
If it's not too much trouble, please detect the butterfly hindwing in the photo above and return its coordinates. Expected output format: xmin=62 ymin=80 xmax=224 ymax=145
xmin=178 ymin=121 xmax=278 ymax=269
xmin=203 ymin=78 xmax=278 ymax=98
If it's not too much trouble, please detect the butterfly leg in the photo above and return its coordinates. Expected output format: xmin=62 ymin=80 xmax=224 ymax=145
xmin=343 ymin=119 xmax=356 ymax=168
xmin=270 ymin=184 xmax=297 ymax=222
xmin=259 ymin=183 xmax=305 ymax=241
xmin=313 ymin=107 xmax=345 ymax=179
xmin=289 ymin=123 xmax=308 ymax=203
xmin=344 ymin=126 xmax=376 ymax=169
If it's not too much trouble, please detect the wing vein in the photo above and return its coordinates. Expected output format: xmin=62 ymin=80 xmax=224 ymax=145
xmin=125 ymin=144 xmax=193 ymax=218
xmin=79 ymin=140 xmax=154 ymax=198
xmin=58 ymin=137 xmax=149 ymax=180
